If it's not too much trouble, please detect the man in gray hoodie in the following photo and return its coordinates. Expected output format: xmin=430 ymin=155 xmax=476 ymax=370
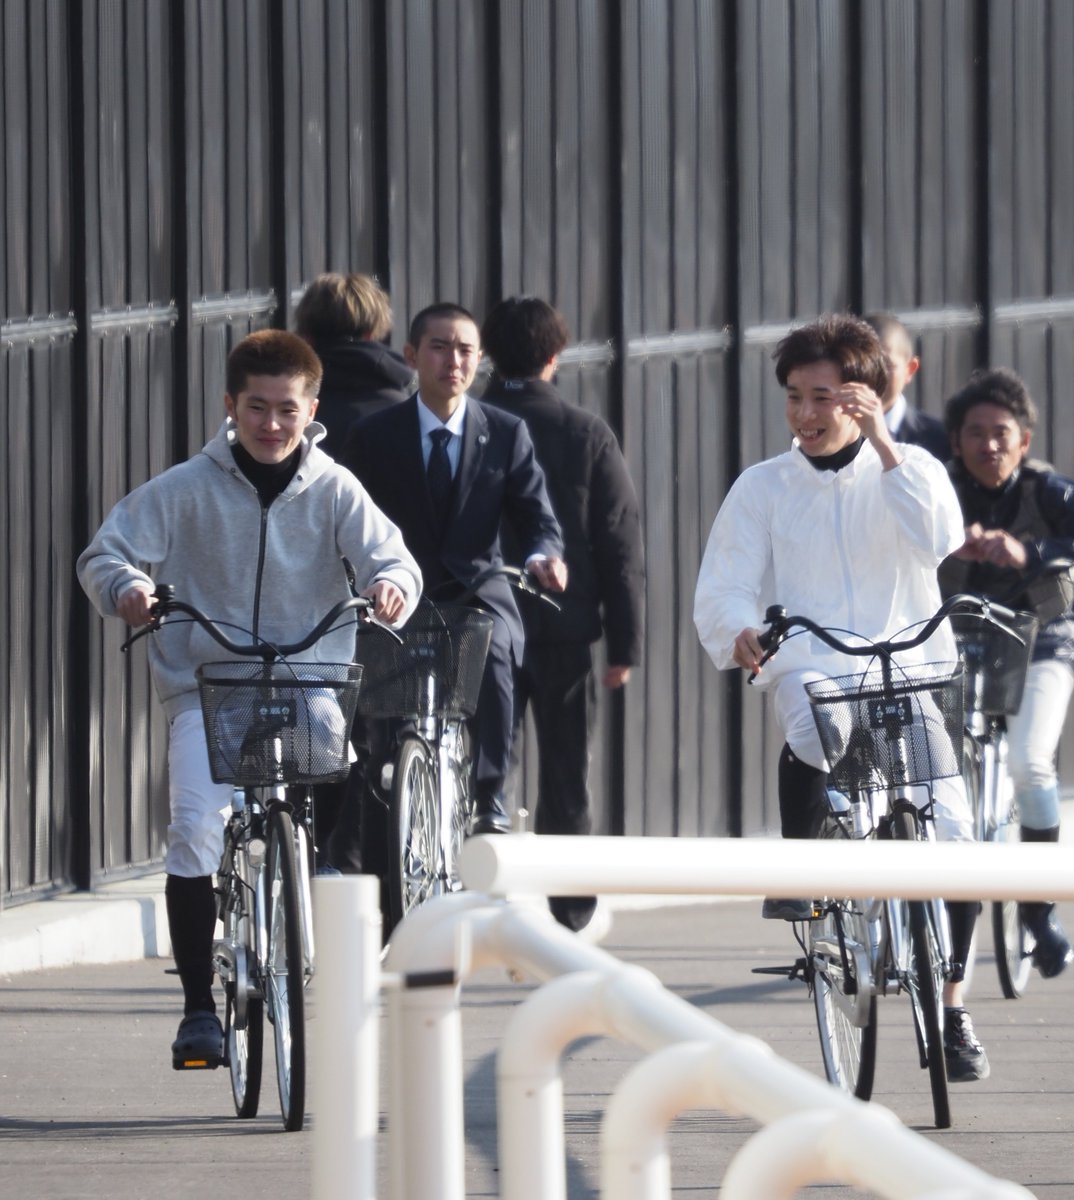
xmin=78 ymin=329 xmax=421 ymax=1069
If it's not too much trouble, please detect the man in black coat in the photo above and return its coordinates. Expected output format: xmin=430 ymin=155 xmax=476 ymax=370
xmin=344 ymin=302 xmax=566 ymax=835
xmin=482 ymin=297 xmax=645 ymax=932
xmin=864 ymin=311 xmax=950 ymax=461
xmin=294 ymin=272 xmax=414 ymax=459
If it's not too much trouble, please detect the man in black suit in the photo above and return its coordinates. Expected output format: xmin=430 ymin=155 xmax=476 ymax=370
xmin=863 ymin=311 xmax=950 ymax=461
xmin=482 ymin=297 xmax=645 ymax=933
xmin=344 ymin=302 xmax=567 ymax=834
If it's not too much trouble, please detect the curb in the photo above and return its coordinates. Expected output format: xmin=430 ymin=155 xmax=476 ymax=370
xmin=0 ymin=874 xmax=170 ymax=977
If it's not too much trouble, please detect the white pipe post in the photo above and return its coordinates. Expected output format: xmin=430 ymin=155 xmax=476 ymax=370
xmin=311 ymin=875 xmax=382 ymax=1200
xmin=461 ymin=833 xmax=1074 ymax=901
xmin=385 ymin=949 xmax=467 ymax=1200
xmin=721 ymin=1109 xmax=1035 ymax=1200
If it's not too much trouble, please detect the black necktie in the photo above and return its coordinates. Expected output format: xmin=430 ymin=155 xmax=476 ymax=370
xmin=427 ymin=427 xmax=453 ymax=508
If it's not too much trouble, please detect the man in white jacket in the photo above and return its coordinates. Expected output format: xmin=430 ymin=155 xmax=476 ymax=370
xmin=79 ymin=329 xmax=422 ymax=1070
xmin=694 ymin=313 xmax=988 ymax=1083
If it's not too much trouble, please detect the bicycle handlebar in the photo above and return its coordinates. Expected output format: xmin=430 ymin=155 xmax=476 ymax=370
xmin=445 ymin=564 xmax=562 ymax=611
xmin=121 ymin=584 xmax=384 ymax=660
xmin=754 ymin=592 xmax=1022 ymax=673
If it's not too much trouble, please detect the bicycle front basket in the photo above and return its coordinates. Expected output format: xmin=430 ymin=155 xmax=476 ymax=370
xmin=353 ymin=604 xmax=494 ymax=719
xmin=952 ymin=609 xmax=1038 ymax=716
xmin=805 ymin=662 xmax=964 ymax=792
xmin=196 ymin=661 xmax=363 ymax=786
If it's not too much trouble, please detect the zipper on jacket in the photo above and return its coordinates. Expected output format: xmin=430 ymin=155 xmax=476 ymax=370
xmin=250 ymin=501 xmax=270 ymax=637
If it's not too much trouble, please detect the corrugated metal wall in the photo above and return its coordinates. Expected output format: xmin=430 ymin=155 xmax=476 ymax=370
xmin=3 ymin=0 xmax=1073 ymax=902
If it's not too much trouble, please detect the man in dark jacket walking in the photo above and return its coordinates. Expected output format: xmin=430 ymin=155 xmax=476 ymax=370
xmin=482 ymin=296 xmax=645 ymax=933
xmin=294 ymin=272 xmax=414 ymax=459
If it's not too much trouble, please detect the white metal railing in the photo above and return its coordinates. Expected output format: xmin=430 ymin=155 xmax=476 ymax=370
xmin=459 ymin=831 xmax=1074 ymax=903
xmin=310 ymin=835 xmax=1065 ymax=1200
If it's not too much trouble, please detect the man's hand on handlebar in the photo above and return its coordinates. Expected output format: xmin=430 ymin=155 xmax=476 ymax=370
xmin=733 ymin=627 xmax=767 ymax=676
xmin=361 ymin=579 xmax=407 ymax=624
xmin=117 ymin=584 xmax=156 ymax=628
xmin=527 ymin=556 xmax=568 ymax=594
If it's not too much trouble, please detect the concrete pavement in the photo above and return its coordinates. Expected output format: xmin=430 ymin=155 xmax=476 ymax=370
xmin=2 ymin=892 xmax=1074 ymax=1198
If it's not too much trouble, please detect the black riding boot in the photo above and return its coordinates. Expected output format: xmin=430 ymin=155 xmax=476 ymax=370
xmin=1018 ymin=826 xmax=1072 ymax=979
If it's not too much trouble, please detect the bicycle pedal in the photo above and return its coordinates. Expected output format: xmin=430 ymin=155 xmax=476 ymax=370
xmin=172 ymin=1053 xmax=223 ymax=1071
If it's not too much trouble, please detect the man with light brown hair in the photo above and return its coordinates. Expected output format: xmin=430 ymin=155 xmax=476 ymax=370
xmin=294 ymin=272 xmax=413 ymax=458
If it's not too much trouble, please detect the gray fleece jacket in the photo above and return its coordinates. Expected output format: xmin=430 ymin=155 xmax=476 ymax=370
xmin=78 ymin=419 xmax=422 ymax=718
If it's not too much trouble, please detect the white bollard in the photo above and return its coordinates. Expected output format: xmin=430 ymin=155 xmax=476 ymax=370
xmin=311 ymin=875 xmax=382 ymax=1200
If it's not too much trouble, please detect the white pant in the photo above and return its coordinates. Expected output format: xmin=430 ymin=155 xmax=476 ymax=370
xmin=165 ymin=708 xmax=233 ymax=877
xmin=1006 ymin=657 xmax=1074 ymax=829
xmin=772 ymin=669 xmax=974 ymax=842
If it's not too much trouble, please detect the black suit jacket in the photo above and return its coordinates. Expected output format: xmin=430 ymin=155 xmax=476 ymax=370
xmin=483 ymin=378 xmax=645 ymax=664
xmin=895 ymin=404 xmax=950 ymax=462
xmin=343 ymin=396 xmax=563 ymax=659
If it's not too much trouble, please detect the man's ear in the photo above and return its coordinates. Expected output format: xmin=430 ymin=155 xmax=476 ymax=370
xmin=403 ymin=342 xmax=418 ymax=368
xmin=224 ymin=393 xmax=237 ymax=420
xmin=905 ymin=355 xmax=921 ymax=384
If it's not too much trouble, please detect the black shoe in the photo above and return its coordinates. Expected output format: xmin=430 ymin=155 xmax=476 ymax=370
xmin=470 ymin=792 xmax=511 ymax=835
xmin=171 ymin=1010 xmax=224 ymax=1070
xmin=1021 ymin=902 xmax=1073 ymax=978
xmin=943 ymin=1007 xmax=989 ymax=1082
xmin=761 ymin=897 xmax=816 ymax=921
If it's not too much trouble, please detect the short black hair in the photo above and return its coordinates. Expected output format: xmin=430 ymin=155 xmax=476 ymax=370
xmin=481 ymin=296 xmax=570 ymax=379
xmin=407 ymin=303 xmax=479 ymax=349
xmin=774 ymin=313 xmax=888 ymax=396
xmin=944 ymin=367 xmax=1037 ymax=436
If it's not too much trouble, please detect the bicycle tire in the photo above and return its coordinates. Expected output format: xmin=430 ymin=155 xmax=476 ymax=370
xmin=992 ymin=794 xmax=1033 ymax=999
xmin=225 ymin=938 xmax=263 ymax=1116
xmin=810 ymin=815 xmax=878 ymax=1099
xmin=265 ymin=808 xmax=307 ymax=1132
xmin=388 ymin=734 xmax=441 ymax=929
xmin=893 ymin=806 xmax=951 ymax=1129
xmin=445 ymin=728 xmax=472 ymax=893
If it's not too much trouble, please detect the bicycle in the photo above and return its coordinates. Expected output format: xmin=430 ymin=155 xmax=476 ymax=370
xmin=125 ymin=584 xmax=375 ymax=1130
xmin=955 ymin=556 xmax=1073 ymax=998
xmin=353 ymin=565 xmax=557 ymax=931
xmin=752 ymin=592 xmax=1020 ymax=1129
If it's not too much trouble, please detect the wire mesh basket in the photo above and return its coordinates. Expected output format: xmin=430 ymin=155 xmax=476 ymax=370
xmin=196 ymin=661 xmax=363 ymax=785
xmin=805 ymin=662 xmax=964 ymax=792
xmin=353 ymin=603 xmax=494 ymax=719
xmin=951 ymin=610 xmax=1038 ymax=716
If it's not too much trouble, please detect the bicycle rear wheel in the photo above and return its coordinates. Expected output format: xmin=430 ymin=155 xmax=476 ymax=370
xmin=993 ymin=808 xmax=1033 ymax=999
xmin=388 ymin=734 xmax=442 ymax=929
xmin=265 ymin=808 xmax=307 ymax=1132
xmin=811 ymin=902 xmax=878 ymax=1098
xmin=810 ymin=815 xmax=878 ymax=1098
xmin=894 ymin=807 xmax=950 ymax=1129
xmin=444 ymin=727 xmax=472 ymax=893
xmin=223 ymin=912 xmax=263 ymax=1118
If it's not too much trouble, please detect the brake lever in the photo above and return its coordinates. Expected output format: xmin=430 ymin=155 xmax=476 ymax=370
xmin=360 ymin=611 xmax=405 ymax=645
xmin=747 ymin=605 xmax=787 ymax=686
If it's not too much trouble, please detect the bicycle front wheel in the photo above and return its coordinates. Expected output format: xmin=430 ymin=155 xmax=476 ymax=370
xmin=810 ymin=814 xmax=878 ymax=1098
xmin=388 ymin=734 xmax=442 ymax=929
xmin=265 ymin=809 xmax=307 ymax=1132
xmin=894 ymin=807 xmax=950 ymax=1129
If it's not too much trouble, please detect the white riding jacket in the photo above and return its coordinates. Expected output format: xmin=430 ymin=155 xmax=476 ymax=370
xmin=694 ymin=440 xmax=965 ymax=685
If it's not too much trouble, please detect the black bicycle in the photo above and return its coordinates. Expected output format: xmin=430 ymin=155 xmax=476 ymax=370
xmin=954 ymin=556 xmax=1073 ymax=998
xmin=754 ymin=592 xmax=1021 ymax=1129
xmin=126 ymin=586 xmax=378 ymax=1130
